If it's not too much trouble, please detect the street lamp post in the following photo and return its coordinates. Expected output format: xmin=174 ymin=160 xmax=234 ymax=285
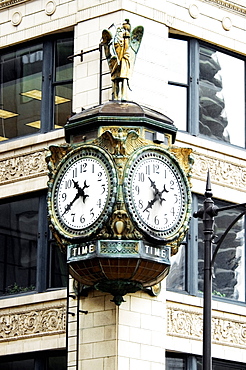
xmin=193 ymin=171 xmax=246 ymax=370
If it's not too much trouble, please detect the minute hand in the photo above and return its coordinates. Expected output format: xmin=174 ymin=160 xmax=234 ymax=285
xmin=62 ymin=192 xmax=80 ymax=216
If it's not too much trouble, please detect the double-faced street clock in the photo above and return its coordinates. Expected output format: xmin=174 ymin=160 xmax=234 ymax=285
xmin=46 ymin=20 xmax=193 ymax=305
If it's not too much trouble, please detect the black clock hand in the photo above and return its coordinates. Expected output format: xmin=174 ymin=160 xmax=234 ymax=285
xmin=62 ymin=192 xmax=80 ymax=216
xmin=62 ymin=180 xmax=89 ymax=216
xmin=143 ymin=177 xmax=168 ymax=212
xmin=72 ymin=179 xmax=89 ymax=203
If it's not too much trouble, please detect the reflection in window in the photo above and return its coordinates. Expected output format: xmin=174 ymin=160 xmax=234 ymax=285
xmin=168 ymin=38 xmax=188 ymax=131
xmin=0 ymin=196 xmax=39 ymax=295
xmin=0 ymin=34 xmax=73 ymax=141
xmin=0 ymin=44 xmax=43 ymax=140
xmin=166 ymin=243 xmax=186 ymax=291
xmin=0 ymin=194 xmax=67 ymax=296
xmin=49 ymin=239 xmax=67 ymax=289
xmin=166 ymin=353 xmax=186 ymax=369
xmin=198 ymin=198 xmax=245 ymax=301
xmin=199 ymin=46 xmax=245 ymax=146
xmin=0 ymin=351 xmax=66 ymax=370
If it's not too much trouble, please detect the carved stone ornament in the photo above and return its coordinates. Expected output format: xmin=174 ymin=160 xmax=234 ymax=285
xmin=167 ymin=304 xmax=246 ymax=349
xmin=0 ymin=305 xmax=66 ymax=342
xmin=0 ymin=149 xmax=47 ymax=185
xmin=0 ymin=0 xmax=31 ymax=9
xmin=192 ymin=151 xmax=246 ymax=192
xmin=201 ymin=0 xmax=246 ymax=16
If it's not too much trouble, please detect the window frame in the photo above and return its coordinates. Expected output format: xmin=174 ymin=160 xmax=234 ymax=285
xmin=0 ymin=191 xmax=67 ymax=298
xmin=0 ymin=32 xmax=73 ymax=142
xmin=168 ymin=34 xmax=246 ymax=149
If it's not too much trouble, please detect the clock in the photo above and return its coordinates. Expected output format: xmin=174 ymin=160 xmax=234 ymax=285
xmin=48 ymin=145 xmax=117 ymax=240
xmin=123 ymin=147 xmax=191 ymax=241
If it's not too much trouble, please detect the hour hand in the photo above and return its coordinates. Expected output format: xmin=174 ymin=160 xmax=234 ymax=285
xmin=72 ymin=179 xmax=89 ymax=203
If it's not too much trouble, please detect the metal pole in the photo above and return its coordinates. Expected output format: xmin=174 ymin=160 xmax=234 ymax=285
xmin=194 ymin=171 xmax=246 ymax=370
xmin=194 ymin=171 xmax=217 ymax=370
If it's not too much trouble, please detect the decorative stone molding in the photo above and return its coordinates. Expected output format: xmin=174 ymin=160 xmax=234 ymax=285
xmin=167 ymin=304 xmax=246 ymax=349
xmin=201 ymin=0 xmax=246 ymax=16
xmin=0 ymin=0 xmax=31 ymax=9
xmin=0 ymin=149 xmax=48 ymax=185
xmin=0 ymin=305 xmax=66 ymax=341
xmin=192 ymin=151 xmax=246 ymax=192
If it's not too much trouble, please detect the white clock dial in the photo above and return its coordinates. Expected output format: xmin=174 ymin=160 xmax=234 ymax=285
xmin=50 ymin=146 xmax=117 ymax=239
xmin=124 ymin=149 xmax=189 ymax=241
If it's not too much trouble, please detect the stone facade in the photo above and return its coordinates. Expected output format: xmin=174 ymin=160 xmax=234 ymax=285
xmin=0 ymin=0 xmax=246 ymax=369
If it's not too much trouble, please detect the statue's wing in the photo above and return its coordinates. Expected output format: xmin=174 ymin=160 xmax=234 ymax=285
xmin=102 ymin=29 xmax=113 ymax=61
xmin=125 ymin=130 xmax=146 ymax=155
xmin=95 ymin=130 xmax=116 ymax=154
xmin=102 ymin=29 xmax=113 ymax=44
xmin=130 ymin=26 xmax=144 ymax=54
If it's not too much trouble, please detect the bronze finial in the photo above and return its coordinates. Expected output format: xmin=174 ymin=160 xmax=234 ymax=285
xmin=102 ymin=19 xmax=144 ymax=101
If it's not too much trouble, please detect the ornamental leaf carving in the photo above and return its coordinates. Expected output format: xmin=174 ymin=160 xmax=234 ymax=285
xmin=167 ymin=305 xmax=246 ymax=349
xmin=0 ymin=306 xmax=66 ymax=341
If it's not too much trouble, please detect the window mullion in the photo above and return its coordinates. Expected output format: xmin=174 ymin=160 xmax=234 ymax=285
xmin=188 ymin=39 xmax=200 ymax=136
xmin=36 ymin=193 xmax=49 ymax=293
xmin=41 ymin=39 xmax=55 ymax=133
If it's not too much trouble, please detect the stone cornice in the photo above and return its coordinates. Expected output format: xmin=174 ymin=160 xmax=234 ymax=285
xmin=201 ymin=0 xmax=246 ymax=16
xmin=0 ymin=0 xmax=31 ymax=9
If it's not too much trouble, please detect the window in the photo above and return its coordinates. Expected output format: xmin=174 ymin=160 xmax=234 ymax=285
xmin=0 ymin=351 xmax=66 ymax=370
xmin=0 ymin=192 xmax=67 ymax=296
xmin=166 ymin=353 xmax=246 ymax=370
xmin=0 ymin=33 xmax=73 ymax=141
xmin=168 ymin=36 xmax=246 ymax=147
xmin=167 ymin=194 xmax=246 ymax=303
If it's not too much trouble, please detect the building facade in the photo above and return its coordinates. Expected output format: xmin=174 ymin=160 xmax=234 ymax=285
xmin=0 ymin=0 xmax=246 ymax=369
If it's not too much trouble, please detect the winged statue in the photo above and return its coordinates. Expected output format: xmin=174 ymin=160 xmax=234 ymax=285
xmin=102 ymin=19 xmax=144 ymax=101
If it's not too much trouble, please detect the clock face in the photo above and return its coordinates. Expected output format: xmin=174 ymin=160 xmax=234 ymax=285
xmin=124 ymin=148 xmax=190 ymax=241
xmin=50 ymin=146 xmax=117 ymax=239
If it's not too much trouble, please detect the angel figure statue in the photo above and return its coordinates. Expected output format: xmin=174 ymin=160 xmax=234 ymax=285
xmin=102 ymin=19 xmax=144 ymax=101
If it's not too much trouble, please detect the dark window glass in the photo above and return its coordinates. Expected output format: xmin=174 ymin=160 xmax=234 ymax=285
xmin=199 ymin=46 xmax=245 ymax=146
xmin=0 ymin=351 xmax=66 ymax=370
xmin=0 ymin=34 xmax=73 ymax=141
xmin=197 ymin=197 xmax=245 ymax=301
xmin=0 ymin=44 xmax=43 ymax=140
xmin=49 ymin=239 xmax=67 ymax=289
xmin=0 ymin=196 xmax=39 ymax=295
xmin=166 ymin=354 xmax=186 ymax=369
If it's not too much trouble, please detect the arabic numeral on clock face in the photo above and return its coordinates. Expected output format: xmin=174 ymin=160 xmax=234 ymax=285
xmin=80 ymin=215 xmax=85 ymax=223
xmin=65 ymin=179 xmax=72 ymax=189
xmin=154 ymin=215 xmax=159 ymax=225
xmin=135 ymin=185 xmax=140 ymax=195
xmin=98 ymin=172 xmax=103 ymax=181
xmin=90 ymin=208 xmax=94 ymax=219
xmin=101 ymin=184 xmax=106 ymax=194
xmin=138 ymin=199 xmax=144 ymax=209
xmin=97 ymin=199 xmax=102 ymax=208
xmin=71 ymin=213 xmax=75 ymax=222
xmin=80 ymin=163 xmax=87 ymax=173
xmin=138 ymin=172 xmax=145 ymax=182
xmin=170 ymin=180 xmax=175 ymax=190
xmin=171 ymin=207 xmax=175 ymax=216
xmin=73 ymin=168 xmax=77 ymax=178
xmin=62 ymin=193 xmax=66 ymax=201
